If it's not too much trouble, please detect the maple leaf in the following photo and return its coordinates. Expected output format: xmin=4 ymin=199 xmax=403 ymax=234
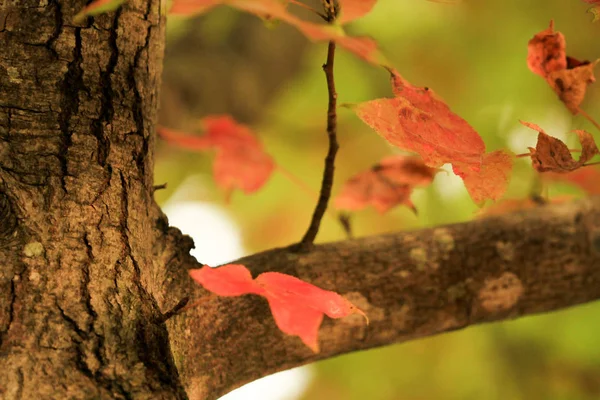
xmin=168 ymin=0 xmax=388 ymax=66
xmin=454 ymin=150 xmax=514 ymax=204
xmin=527 ymin=21 xmax=598 ymax=114
xmin=352 ymin=68 xmax=513 ymax=204
xmin=544 ymin=167 xmax=600 ymax=195
xmin=157 ymin=116 xmax=275 ymax=197
xmin=337 ymin=0 xmax=378 ymax=24
xmin=189 ymin=264 xmax=366 ymax=352
xmin=520 ymin=121 xmax=600 ymax=173
xmin=335 ymin=155 xmax=436 ymax=213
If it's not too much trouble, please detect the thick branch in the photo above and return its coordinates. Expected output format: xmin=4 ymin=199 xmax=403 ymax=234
xmin=160 ymin=196 xmax=600 ymax=399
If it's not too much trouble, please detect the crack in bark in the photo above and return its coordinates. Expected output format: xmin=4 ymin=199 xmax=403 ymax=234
xmin=0 ymin=278 xmax=16 ymax=346
xmin=90 ymin=10 xmax=121 ymax=167
xmin=128 ymin=23 xmax=153 ymax=180
xmin=45 ymin=0 xmax=62 ymax=58
xmin=57 ymin=27 xmax=86 ymax=193
xmin=0 ymin=190 xmax=17 ymax=244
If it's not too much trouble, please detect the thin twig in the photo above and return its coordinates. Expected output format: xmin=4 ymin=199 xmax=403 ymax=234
xmin=296 ymin=39 xmax=339 ymax=251
xmin=152 ymin=182 xmax=168 ymax=193
xmin=578 ymin=107 xmax=600 ymax=133
xmin=156 ymin=297 xmax=189 ymax=323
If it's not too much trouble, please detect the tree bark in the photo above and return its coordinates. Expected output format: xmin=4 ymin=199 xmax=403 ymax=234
xmin=0 ymin=0 xmax=186 ymax=398
xmin=1 ymin=1 xmax=600 ymax=400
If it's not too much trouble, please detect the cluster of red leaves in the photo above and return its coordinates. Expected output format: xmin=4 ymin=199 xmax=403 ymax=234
xmin=519 ymin=121 xmax=599 ymax=173
xmin=168 ymin=0 xmax=387 ymax=66
xmin=335 ymin=155 xmax=436 ymax=213
xmin=189 ymin=264 xmax=366 ymax=352
xmin=351 ymin=68 xmax=513 ymax=204
xmin=527 ymin=21 xmax=598 ymax=114
xmin=157 ymin=116 xmax=274 ymax=198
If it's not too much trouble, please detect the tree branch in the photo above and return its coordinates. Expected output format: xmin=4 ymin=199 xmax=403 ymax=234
xmin=159 ymin=196 xmax=600 ymax=400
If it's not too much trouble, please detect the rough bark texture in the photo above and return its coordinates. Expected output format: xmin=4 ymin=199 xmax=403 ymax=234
xmin=0 ymin=1 xmax=186 ymax=398
xmin=1 ymin=1 xmax=600 ymax=400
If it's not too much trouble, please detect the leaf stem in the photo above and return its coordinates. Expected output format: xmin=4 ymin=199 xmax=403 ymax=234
xmin=277 ymin=164 xmax=318 ymax=200
xmin=578 ymin=107 xmax=600 ymax=133
xmin=297 ymin=39 xmax=339 ymax=251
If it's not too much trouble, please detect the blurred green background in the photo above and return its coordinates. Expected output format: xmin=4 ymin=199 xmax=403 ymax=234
xmin=156 ymin=1 xmax=600 ymax=399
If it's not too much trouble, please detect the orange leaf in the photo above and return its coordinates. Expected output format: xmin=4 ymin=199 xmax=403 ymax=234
xmin=169 ymin=0 xmax=388 ymax=66
xmin=520 ymin=121 xmax=600 ymax=173
xmin=527 ymin=21 xmax=598 ymax=114
xmin=156 ymin=127 xmax=212 ymax=151
xmin=168 ymin=0 xmax=220 ymax=14
xmin=546 ymin=59 xmax=598 ymax=114
xmin=158 ymin=115 xmax=275 ymax=196
xmin=454 ymin=150 xmax=514 ymax=204
xmin=189 ymin=264 xmax=366 ymax=352
xmin=337 ymin=0 xmax=378 ymax=24
xmin=526 ymin=20 xmax=567 ymax=78
xmin=335 ymin=155 xmax=435 ymax=213
xmin=352 ymin=69 xmax=512 ymax=203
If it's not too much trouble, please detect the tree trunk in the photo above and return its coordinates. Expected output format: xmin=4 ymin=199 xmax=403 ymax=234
xmin=1 ymin=1 xmax=600 ymax=400
xmin=0 ymin=1 xmax=186 ymax=398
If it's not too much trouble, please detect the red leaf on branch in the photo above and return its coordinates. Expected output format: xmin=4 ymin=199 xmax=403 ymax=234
xmin=519 ymin=121 xmax=600 ymax=173
xmin=335 ymin=155 xmax=435 ymax=213
xmin=352 ymin=68 xmax=513 ymax=204
xmin=189 ymin=264 xmax=366 ymax=352
xmin=158 ymin=116 xmax=275 ymax=197
xmin=168 ymin=0 xmax=388 ymax=66
xmin=527 ymin=21 xmax=598 ymax=113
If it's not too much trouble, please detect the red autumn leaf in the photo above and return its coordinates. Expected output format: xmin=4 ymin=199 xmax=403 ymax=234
xmin=526 ymin=20 xmax=567 ymax=78
xmin=156 ymin=126 xmax=212 ymax=151
xmin=454 ymin=150 xmax=514 ymax=204
xmin=158 ymin=115 xmax=275 ymax=196
xmin=335 ymin=155 xmax=436 ymax=213
xmin=168 ymin=0 xmax=388 ymax=66
xmin=527 ymin=21 xmax=598 ymax=114
xmin=168 ymin=0 xmax=220 ymax=14
xmin=337 ymin=0 xmax=378 ymax=24
xmin=520 ymin=121 xmax=600 ymax=173
xmin=352 ymin=68 xmax=512 ymax=204
xmin=189 ymin=264 xmax=366 ymax=352
xmin=543 ymin=167 xmax=600 ymax=195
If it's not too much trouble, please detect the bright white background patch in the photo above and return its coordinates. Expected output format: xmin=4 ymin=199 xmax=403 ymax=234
xmin=163 ymin=179 xmax=313 ymax=400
